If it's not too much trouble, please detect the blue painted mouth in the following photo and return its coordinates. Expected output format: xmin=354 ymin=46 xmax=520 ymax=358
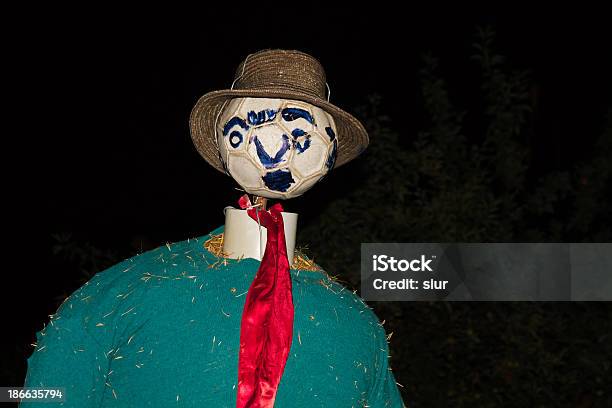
xmin=262 ymin=169 xmax=295 ymax=192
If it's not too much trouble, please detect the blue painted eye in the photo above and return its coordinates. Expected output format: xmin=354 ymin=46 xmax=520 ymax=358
xmin=290 ymin=128 xmax=311 ymax=154
xmin=291 ymin=128 xmax=306 ymax=137
xmin=229 ymin=131 xmax=243 ymax=148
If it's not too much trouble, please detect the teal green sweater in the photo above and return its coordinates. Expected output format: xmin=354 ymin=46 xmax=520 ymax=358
xmin=23 ymin=226 xmax=405 ymax=407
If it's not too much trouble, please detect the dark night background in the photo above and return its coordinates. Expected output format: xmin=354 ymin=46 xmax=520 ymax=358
xmin=4 ymin=9 xmax=612 ymax=407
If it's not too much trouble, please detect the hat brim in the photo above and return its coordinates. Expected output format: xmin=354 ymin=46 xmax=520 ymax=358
xmin=189 ymin=88 xmax=369 ymax=174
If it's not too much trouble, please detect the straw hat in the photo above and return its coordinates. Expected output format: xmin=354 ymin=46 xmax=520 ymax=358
xmin=189 ymin=49 xmax=369 ymax=173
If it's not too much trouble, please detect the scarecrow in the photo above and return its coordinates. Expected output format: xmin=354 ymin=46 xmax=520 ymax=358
xmin=23 ymin=49 xmax=405 ymax=407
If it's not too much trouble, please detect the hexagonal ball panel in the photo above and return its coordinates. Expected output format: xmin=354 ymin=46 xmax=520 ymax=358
xmin=227 ymin=153 xmax=264 ymax=191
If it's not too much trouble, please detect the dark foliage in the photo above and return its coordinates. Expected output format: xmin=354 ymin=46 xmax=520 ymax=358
xmin=296 ymin=27 xmax=612 ymax=407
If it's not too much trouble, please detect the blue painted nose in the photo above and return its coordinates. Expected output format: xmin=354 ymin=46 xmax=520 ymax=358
xmin=254 ymin=134 xmax=291 ymax=169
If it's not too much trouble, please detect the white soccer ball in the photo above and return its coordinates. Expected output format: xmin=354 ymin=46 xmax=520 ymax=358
xmin=217 ymin=97 xmax=338 ymax=199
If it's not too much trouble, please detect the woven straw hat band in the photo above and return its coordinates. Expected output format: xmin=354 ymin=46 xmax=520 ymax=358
xmin=233 ymin=50 xmax=327 ymax=99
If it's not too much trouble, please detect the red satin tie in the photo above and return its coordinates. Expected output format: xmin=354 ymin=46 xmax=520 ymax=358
xmin=236 ymin=195 xmax=294 ymax=408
